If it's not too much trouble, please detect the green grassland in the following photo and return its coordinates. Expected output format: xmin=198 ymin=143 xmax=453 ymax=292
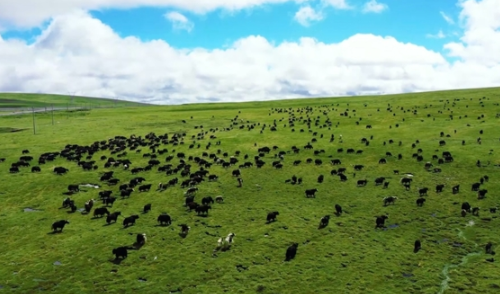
xmin=0 ymin=87 xmax=500 ymax=293
xmin=0 ymin=93 xmax=145 ymax=109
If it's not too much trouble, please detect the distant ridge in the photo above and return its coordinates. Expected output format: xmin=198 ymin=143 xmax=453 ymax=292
xmin=0 ymin=93 xmax=150 ymax=109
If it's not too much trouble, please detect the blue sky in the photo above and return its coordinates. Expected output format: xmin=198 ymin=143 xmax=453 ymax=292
xmin=0 ymin=0 xmax=497 ymax=104
xmin=2 ymin=0 xmax=461 ymax=53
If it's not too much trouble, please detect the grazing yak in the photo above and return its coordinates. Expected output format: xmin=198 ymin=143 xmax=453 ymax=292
xmin=120 ymin=188 xmax=134 ymax=198
xmin=103 ymin=196 xmax=117 ymax=206
xmin=267 ymin=211 xmax=279 ymax=223
xmin=68 ymin=184 xmax=79 ymax=193
xmin=157 ymin=213 xmax=172 ymax=225
xmin=477 ymin=189 xmax=488 ymax=199
xmin=215 ymin=196 xmax=224 ymax=203
xmin=84 ymin=199 xmax=95 ymax=213
xmin=185 ymin=187 xmax=198 ymax=195
xmin=51 ymin=220 xmax=70 ymax=232
xmin=123 ymin=215 xmax=140 ymax=227
xmin=112 ymin=246 xmax=131 ymax=259
xmin=53 ymin=167 xmax=69 ymax=175
xmin=416 ymin=198 xmax=426 ymax=207
xmin=179 ymin=224 xmax=190 ymax=236
xmin=195 ymin=205 xmax=211 ymax=216
xmin=462 ymin=202 xmax=471 ymax=213
xmin=383 ymin=196 xmax=398 ymax=206
xmin=486 ymin=242 xmax=494 ymax=255
xmin=414 ymin=240 xmax=421 ymax=253
xmin=285 ymin=243 xmax=299 ymax=261
xmin=138 ymin=184 xmax=152 ymax=192
xmin=375 ymin=177 xmax=386 ymax=185
xmin=202 ymin=197 xmax=215 ymax=205
xmin=106 ymin=212 xmax=121 ymax=224
xmin=418 ymin=187 xmax=429 ymax=196
xmin=143 ymin=203 xmax=152 ymax=213
xmin=335 ymin=204 xmax=343 ymax=216
xmin=136 ymin=233 xmax=147 ymax=246
xmin=99 ymin=190 xmax=112 ymax=199
xmin=357 ymin=180 xmax=367 ymax=187
xmin=319 ymin=215 xmax=330 ymax=228
xmin=217 ymin=233 xmax=236 ymax=250
xmin=375 ymin=215 xmax=389 ymax=229
xmin=62 ymin=197 xmax=72 ymax=208
xmin=305 ymin=189 xmax=318 ymax=198
xmin=94 ymin=207 xmax=110 ymax=217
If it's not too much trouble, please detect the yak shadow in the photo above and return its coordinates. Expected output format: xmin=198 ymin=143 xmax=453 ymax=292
xmin=103 ymin=222 xmax=115 ymax=227
xmin=318 ymin=224 xmax=328 ymax=230
xmin=66 ymin=210 xmax=77 ymax=214
xmin=47 ymin=231 xmax=62 ymax=235
xmin=413 ymin=247 xmax=421 ymax=253
xmin=109 ymin=258 xmax=124 ymax=265
xmin=154 ymin=224 xmax=171 ymax=227
xmin=91 ymin=216 xmax=104 ymax=220
xmin=132 ymin=243 xmax=144 ymax=250
xmin=62 ymin=192 xmax=75 ymax=196
xmin=179 ymin=232 xmax=188 ymax=238
xmin=219 ymin=246 xmax=232 ymax=252
xmin=196 ymin=214 xmax=209 ymax=218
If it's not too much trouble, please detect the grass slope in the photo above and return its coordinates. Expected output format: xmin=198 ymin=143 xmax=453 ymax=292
xmin=0 ymin=93 xmax=146 ymax=109
xmin=0 ymin=87 xmax=500 ymax=293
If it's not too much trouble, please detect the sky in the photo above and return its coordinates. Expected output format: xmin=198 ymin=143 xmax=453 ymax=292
xmin=0 ymin=0 xmax=498 ymax=105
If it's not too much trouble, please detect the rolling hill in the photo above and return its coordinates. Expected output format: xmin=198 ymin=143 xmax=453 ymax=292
xmin=0 ymin=93 xmax=147 ymax=110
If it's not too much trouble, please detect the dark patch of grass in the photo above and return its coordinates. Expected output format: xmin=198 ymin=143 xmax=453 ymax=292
xmin=0 ymin=127 xmax=28 ymax=133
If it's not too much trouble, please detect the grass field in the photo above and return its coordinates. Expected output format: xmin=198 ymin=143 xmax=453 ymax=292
xmin=1 ymin=87 xmax=500 ymax=293
xmin=0 ymin=93 xmax=145 ymax=109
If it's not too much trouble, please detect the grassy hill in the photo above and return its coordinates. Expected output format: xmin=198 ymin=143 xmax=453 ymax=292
xmin=0 ymin=93 xmax=147 ymax=109
xmin=1 ymin=87 xmax=500 ymax=293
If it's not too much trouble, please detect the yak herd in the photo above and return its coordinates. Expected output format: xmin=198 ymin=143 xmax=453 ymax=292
xmin=2 ymin=97 xmax=499 ymax=271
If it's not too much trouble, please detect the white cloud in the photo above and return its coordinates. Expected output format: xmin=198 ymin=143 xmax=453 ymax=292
xmin=426 ymin=30 xmax=446 ymax=39
xmin=362 ymin=0 xmax=387 ymax=14
xmin=294 ymin=6 xmax=323 ymax=26
xmin=0 ymin=0 xmax=320 ymax=29
xmin=320 ymin=0 xmax=352 ymax=10
xmin=440 ymin=11 xmax=455 ymax=24
xmin=444 ymin=0 xmax=500 ymax=67
xmin=0 ymin=0 xmax=499 ymax=105
xmin=165 ymin=11 xmax=194 ymax=32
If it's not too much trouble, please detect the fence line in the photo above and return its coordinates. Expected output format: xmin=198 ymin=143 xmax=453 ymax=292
xmin=0 ymin=103 xmax=144 ymax=135
xmin=0 ymin=103 xmax=135 ymax=116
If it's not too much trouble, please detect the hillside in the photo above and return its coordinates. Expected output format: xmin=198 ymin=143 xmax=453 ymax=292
xmin=0 ymin=93 xmax=147 ymax=110
xmin=0 ymin=87 xmax=500 ymax=293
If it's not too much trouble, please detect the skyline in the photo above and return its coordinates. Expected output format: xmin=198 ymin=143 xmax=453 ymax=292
xmin=0 ymin=0 xmax=498 ymax=105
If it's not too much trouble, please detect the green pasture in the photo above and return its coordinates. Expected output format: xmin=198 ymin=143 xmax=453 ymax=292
xmin=0 ymin=87 xmax=500 ymax=293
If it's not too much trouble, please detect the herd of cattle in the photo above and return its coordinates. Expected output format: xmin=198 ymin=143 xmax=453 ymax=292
xmin=3 ymin=99 xmax=498 ymax=265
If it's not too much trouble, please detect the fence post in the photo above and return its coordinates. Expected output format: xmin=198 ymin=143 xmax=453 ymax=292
xmin=32 ymin=107 xmax=36 ymax=135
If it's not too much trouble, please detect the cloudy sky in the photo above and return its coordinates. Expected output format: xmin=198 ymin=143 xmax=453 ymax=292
xmin=0 ymin=0 xmax=498 ymax=104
